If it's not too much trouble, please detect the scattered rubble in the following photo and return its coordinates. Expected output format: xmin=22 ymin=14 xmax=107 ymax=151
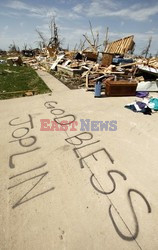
xmin=0 ymin=60 xmax=6 ymax=64
xmin=2 ymin=34 xmax=158 ymax=101
xmin=7 ymin=56 xmax=23 ymax=66
xmin=0 ymin=90 xmax=37 ymax=96
xmin=18 ymin=35 xmax=157 ymax=97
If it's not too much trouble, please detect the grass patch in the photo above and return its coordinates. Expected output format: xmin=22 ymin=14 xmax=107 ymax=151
xmin=0 ymin=63 xmax=50 ymax=100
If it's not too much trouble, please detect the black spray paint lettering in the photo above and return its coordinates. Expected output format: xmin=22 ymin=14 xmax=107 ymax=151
xmin=57 ymin=121 xmax=69 ymax=131
xmin=8 ymin=114 xmax=55 ymax=209
xmin=44 ymin=101 xmax=58 ymax=109
xmin=54 ymin=114 xmax=76 ymax=126
xmin=9 ymin=115 xmax=33 ymax=129
xmin=43 ymin=100 xmax=151 ymax=242
xmin=65 ymin=132 xmax=114 ymax=168
xmin=73 ymin=140 xmax=100 ymax=158
xmin=44 ymin=101 xmax=76 ymax=127
xmin=109 ymin=189 xmax=151 ymax=241
xmin=9 ymin=147 xmax=40 ymax=169
xmin=9 ymin=162 xmax=47 ymax=180
xmin=8 ymin=163 xmax=55 ymax=209
xmin=65 ymin=132 xmax=93 ymax=146
xmin=9 ymin=115 xmax=39 ymax=169
xmin=79 ymin=148 xmax=114 ymax=169
xmin=10 ymin=136 xmax=37 ymax=148
xmin=9 ymin=163 xmax=47 ymax=189
xmin=51 ymin=109 xmax=65 ymax=116
xmin=90 ymin=170 xmax=127 ymax=195
xmin=12 ymin=127 xmax=30 ymax=139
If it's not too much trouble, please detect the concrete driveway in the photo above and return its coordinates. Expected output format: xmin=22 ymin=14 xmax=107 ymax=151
xmin=0 ymin=72 xmax=158 ymax=250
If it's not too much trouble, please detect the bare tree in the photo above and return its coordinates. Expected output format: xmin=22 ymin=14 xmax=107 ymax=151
xmin=35 ymin=29 xmax=47 ymax=48
xmin=83 ymin=21 xmax=101 ymax=51
xmin=23 ymin=43 xmax=28 ymax=50
xmin=141 ymin=36 xmax=152 ymax=58
xmin=74 ymin=43 xmax=78 ymax=51
xmin=89 ymin=21 xmax=96 ymax=47
xmin=8 ymin=41 xmax=20 ymax=52
xmin=48 ymin=17 xmax=62 ymax=50
xmin=155 ymin=50 xmax=158 ymax=57
xmin=103 ymin=27 xmax=109 ymax=51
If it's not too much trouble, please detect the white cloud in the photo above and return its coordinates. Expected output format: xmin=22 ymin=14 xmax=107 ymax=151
xmin=4 ymin=0 xmax=80 ymax=20
xmin=1 ymin=0 xmax=158 ymax=54
xmin=0 ymin=10 xmax=20 ymax=17
xmin=4 ymin=25 xmax=9 ymax=31
xmin=123 ymin=4 xmax=158 ymax=21
xmin=73 ymin=4 xmax=83 ymax=13
xmin=5 ymin=0 xmax=158 ymax=22
xmin=3 ymin=0 xmax=158 ymax=22
xmin=73 ymin=1 xmax=158 ymax=22
xmin=5 ymin=0 xmax=28 ymax=10
xmin=20 ymin=22 xmax=24 ymax=27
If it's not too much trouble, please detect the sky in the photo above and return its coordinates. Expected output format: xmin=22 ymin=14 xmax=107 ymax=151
xmin=0 ymin=0 xmax=158 ymax=55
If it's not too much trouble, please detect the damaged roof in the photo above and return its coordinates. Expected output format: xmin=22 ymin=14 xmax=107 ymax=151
xmin=105 ymin=35 xmax=135 ymax=55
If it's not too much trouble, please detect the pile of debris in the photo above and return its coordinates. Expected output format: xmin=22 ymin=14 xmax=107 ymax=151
xmin=22 ymin=35 xmax=156 ymax=94
xmin=4 ymin=33 xmax=157 ymax=98
xmin=1 ymin=22 xmax=157 ymax=114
